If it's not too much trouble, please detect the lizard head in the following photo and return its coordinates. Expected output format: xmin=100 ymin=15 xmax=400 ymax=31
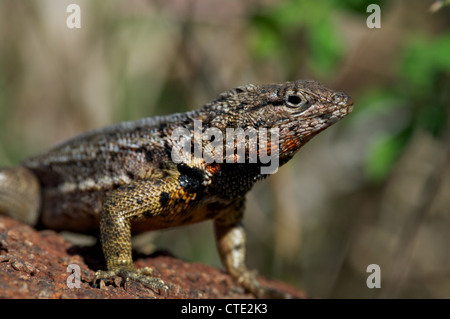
xmin=206 ymin=80 xmax=353 ymax=163
xmin=190 ymin=79 xmax=353 ymax=174
xmin=258 ymin=79 xmax=354 ymax=160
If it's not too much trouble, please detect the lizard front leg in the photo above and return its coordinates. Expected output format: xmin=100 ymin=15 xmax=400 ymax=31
xmin=92 ymin=179 xmax=172 ymax=293
xmin=214 ymin=199 xmax=291 ymax=298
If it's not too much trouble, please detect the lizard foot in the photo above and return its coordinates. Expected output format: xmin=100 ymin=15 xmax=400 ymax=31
xmin=92 ymin=267 xmax=169 ymax=295
xmin=238 ymin=269 xmax=292 ymax=299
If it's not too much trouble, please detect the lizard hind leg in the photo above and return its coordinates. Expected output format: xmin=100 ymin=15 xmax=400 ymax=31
xmin=0 ymin=167 xmax=41 ymax=225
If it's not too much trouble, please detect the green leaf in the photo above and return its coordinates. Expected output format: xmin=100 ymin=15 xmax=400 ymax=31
xmin=306 ymin=20 xmax=342 ymax=76
xmin=400 ymin=34 xmax=450 ymax=94
xmin=365 ymin=129 xmax=411 ymax=182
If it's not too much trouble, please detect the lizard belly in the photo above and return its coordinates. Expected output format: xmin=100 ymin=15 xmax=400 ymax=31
xmin=131 ymin=204 xmax=211 ymax=233
xmin=130 ymin=194 xmax=236 ymax=233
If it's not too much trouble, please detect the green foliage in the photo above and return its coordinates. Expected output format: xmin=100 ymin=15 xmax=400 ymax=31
xmin=337 ymin=0 xmax=387 ymax=15
xmin=363 ymin=33 xmax=450 ymax=182
xmin=399 ymin=34 xmax=450 ymax=138
xmin=249 ymin=0 xmax=343 ymax=77
xmin=401 ymin=34 xmax=450 ymax=97
xmin=366 ymin=128 xmax=412 ymax=182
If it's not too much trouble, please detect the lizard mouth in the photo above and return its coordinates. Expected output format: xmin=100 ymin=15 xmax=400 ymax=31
xmin=345 ymin=95 xmax=354 ymax=105
xmin=344 ymin=96 xmax=354 ymax=112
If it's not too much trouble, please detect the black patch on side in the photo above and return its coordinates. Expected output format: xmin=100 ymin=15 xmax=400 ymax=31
xmin=159 ymin=192 xmax=170 ymax=207
xmin=177 ymin=163 xmax=205 ymax=195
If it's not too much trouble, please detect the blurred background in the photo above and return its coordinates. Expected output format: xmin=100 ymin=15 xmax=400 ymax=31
xmin=0 ymin=0 xmax=449 ymax=298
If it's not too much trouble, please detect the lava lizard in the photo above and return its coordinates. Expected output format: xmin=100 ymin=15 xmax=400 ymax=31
xmin=0 ymin=80 xmax=353 ymax=298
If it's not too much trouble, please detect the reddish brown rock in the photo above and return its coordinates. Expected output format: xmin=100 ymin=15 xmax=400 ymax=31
xmin=0 ymin=216 xmax=305 ymax=299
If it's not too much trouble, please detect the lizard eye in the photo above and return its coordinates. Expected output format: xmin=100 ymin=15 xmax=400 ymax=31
xmin=285 ymin=93 xmax=311 ymax=112
xmin=286 ymin=94 xmax=302 ymax=106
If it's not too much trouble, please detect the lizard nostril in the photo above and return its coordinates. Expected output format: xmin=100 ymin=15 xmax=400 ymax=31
xmin=332 ymin=93 xmax=343 ymax=103
xmin=332 ymin=93 xmax=353 ymax=107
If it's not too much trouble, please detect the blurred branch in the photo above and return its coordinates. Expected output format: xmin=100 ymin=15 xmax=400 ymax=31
xmin=380 ymin=129 xmax=450 ymax=298
xmin=429 ymin=0 xmax=450 ymax=13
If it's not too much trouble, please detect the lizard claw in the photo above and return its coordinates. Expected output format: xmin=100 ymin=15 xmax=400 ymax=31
xmin=237 ymin=269 xmax=292 ymax=299
xmin=93 ymin=267 xmax=169 ymax=295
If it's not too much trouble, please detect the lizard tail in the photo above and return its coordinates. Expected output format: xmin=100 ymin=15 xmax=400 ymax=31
xmin=0 ymin=166 xmax=41 ymax=225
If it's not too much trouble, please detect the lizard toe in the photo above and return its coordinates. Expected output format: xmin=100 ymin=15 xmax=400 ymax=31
xmin=92 ymin=267 xmax=169 ymax=295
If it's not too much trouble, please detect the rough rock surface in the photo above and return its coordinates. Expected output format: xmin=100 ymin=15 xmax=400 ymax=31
xmin=0 ymin=216 xmax=305 ymax=299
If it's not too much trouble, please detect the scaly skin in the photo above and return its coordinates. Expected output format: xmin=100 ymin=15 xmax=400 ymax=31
xmin=0 ymin=80 xmax=353 ymax=297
